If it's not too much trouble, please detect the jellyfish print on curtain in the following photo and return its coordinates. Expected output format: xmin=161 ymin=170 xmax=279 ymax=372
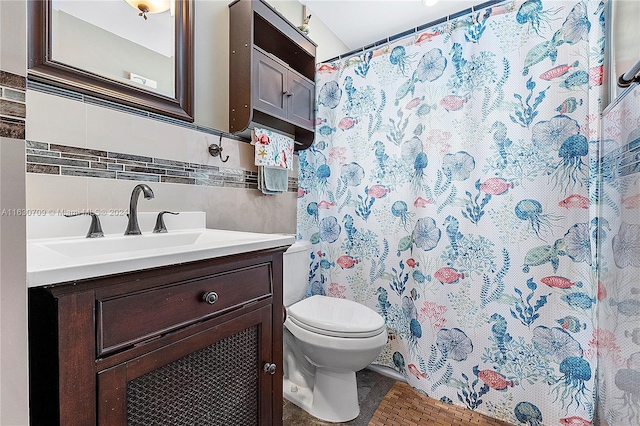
xmin=297 ymin=0 xmax=605 ymax=424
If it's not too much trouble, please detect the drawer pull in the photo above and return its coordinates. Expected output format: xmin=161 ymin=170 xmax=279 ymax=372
xmin=202 ymin=291 xmax=219 ymax=305
xmin=263 ymin=363 xmax=277 ymax=375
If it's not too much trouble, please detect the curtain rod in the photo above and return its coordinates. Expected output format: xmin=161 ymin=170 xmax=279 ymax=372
xmin=618 ymin=59 xmax=640 ymax=87
xmin=322 ymin=0 xmax=508 ymax=64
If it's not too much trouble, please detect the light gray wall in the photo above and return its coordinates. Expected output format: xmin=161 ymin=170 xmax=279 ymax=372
xmin=0 ymin=138 xmax=27 ymax=426
xmin=0 ymin=0 xmax=28 ymax=423
xmin=0 ymin=0 xmax=26 ymax=76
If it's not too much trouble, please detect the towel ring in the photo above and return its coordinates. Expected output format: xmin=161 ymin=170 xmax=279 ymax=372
xmin=208 ymin=134 xmax=230 ymax=163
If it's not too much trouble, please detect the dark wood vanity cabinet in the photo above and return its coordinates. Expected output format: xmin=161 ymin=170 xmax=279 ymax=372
xmin=29 ymin=248 xmax=286 ymax=426
xmin=229 ymin=0 xmax=316 ymax=150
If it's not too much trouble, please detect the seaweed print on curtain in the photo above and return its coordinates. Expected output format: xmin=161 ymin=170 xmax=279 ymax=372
xmin=596 ymin=84 xmax=640 ymax=425
xmin=297 ymin=0 xmax=605 ymax=424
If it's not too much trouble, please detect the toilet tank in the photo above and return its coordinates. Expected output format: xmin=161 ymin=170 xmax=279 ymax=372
xmin=283 ymin=240 xmax=313 ymax=307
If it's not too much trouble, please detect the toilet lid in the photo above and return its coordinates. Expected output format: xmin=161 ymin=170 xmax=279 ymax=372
xmin=287 ymin=295 xmax=386 ymax=338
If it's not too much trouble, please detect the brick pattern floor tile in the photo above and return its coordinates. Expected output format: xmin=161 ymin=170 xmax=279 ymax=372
xmin=368 ymin=382 xmax=513 ymax=426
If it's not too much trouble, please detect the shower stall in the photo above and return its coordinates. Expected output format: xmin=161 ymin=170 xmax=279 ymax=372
xmin=595 ymin=81 xmax=640 ymax=424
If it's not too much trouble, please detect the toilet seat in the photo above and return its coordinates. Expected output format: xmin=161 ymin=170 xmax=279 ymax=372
xmin=287 ymin=295 xmax=386 ymax=338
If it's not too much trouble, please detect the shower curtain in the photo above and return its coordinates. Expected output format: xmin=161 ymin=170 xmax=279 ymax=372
xmin=596 ymin=83 xmax=640 ymax=425
xmin=297 ymin=0 xmax=605 ymax=424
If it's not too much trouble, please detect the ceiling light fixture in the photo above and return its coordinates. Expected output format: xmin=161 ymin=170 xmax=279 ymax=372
xmin=124 ymin=0 xmax=171 ymax=20
xmin=423 ymin=0 xmax=438 ymax=6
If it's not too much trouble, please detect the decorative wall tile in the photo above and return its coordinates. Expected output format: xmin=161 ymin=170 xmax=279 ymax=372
xmin=26 ymin=140 xmax=48 ymax=150
xmin=4 ymin=88 xmax=25 ymax=102
xmin=161 ymin=176 xmax=195 ymax=185
xmin=50 ymin=144 xmax=107 ymax=157
xmin=62 ymin=152 xmax=101 ymax=162
xmin=165 ymin=169 xmax=189 ymax=177
xmin=108 ymin=152 xmax=153 ymax=163
xmin=0 ymin=71 xmax=26 ymax=90
xmin=0 ymin=116 xmax=25 ymax=139
xmin=26 ymin=154 xmax=90 ymax=168
xmin=153 ymin=158 xmax=188 ymax=167
xmin=27 ymin=80 xmax=82 ymax=101
xmin=27 ymin=164 xmax=59 ymax=174
xmin=84 ymin=95 xmax=149 ymax=118
xmin=115 ymin=172 xmax=159 ymax=182
xmin=1 ymin=99 xmax=25 ymax=117
xmin=125 ymin=166 xmax=168 ymax=175
xmin=62 ymin=168 xmax=116 ymax=179
xmin=1 ymin=71 xmax=26 ymax=139
xmin=26 ymin=148 xmax=59 ymax=157
xmin=26 ymin=141 xmax=298 ymax=193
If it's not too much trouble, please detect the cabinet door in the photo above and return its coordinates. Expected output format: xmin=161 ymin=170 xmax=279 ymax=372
xmin=97 ymin=306 xmax=274 ymax=426
xmin=253 ymin=48 xmax=287 ymax=119
xmin=287 ymin=72 xmax=315 ymax=130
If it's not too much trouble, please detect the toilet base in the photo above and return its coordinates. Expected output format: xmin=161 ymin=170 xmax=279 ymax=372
xmin=284 ymin=368 xmax=359 ymax=423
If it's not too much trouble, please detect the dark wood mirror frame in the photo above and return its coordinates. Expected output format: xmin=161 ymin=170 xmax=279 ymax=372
xmin=28 ymin=0 xmax=194 ymax=122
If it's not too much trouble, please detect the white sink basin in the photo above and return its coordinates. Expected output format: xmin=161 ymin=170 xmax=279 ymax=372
xmin=27 ymin=229 xmax=295 ymax=287
xmin=39 ymin=231 xmax=204 ymax=258
xmin=36 ymin=229 xmax=272 ymax=258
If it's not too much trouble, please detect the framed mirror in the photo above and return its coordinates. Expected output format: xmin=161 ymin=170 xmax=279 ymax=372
xmin=28 ymin=0 xmax=193 ymax=122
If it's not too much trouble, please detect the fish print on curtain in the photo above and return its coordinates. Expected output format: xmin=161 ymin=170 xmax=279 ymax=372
xmin=297 ymin=0 xmax=605 ymax=424
xmin=596 ymin=85 xmax=640 ymax=425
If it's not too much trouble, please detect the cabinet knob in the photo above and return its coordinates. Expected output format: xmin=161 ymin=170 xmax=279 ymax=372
xmin=283 ymin=91 xmax=293 ymax=97
xmin=202 ymin=291 xmax=219 ymax=305
xmin=263 ymin=363 xmax=277 ymax=375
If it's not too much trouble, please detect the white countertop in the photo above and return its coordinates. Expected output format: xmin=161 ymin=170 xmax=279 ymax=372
xmin=27 ymin=212 xmax=295 ymax=287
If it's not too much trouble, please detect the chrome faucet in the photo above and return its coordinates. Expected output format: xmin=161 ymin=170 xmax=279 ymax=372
xmin=125 ymin=184 xmax=155 ymax=235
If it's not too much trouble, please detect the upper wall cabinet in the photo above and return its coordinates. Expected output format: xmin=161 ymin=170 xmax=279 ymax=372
xmin=253 ymin=49 xmax=315 ymax=130
xmin=229 ymin=0 xmax=316 ymax=150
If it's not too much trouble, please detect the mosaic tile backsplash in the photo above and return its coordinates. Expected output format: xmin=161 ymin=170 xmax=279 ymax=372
xmin=0 ymin=71 xmax=26 ymax=139
xmin=26 ymin=141 xmax=297 ymax=192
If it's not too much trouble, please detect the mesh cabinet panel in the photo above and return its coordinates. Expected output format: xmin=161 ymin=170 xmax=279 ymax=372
xmin=127 ymin=326 xmax=260 ymax=426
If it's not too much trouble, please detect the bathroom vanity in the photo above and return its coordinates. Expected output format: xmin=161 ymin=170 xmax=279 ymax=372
xmin=27 ymin=214 xmax=293 ymax=425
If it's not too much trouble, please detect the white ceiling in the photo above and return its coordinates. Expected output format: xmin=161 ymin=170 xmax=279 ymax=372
xmin=300 ymin=0 xmax=491 ymax=51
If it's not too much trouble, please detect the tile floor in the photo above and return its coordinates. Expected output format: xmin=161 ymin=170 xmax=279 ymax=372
xmin=369 ymin=381 xmax=513 ymax=426
xmin=282 ymin=369 xmax=513 ymax=426
xmin=282 ymin=368 xmax=396 ymax=425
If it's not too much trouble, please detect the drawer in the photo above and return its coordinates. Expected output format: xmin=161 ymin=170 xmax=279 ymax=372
xmin=97 ymin=263 xmax=272 ymax=356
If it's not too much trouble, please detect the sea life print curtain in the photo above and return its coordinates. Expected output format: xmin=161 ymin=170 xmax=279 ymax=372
xmin=297 ymin=0 xmax=606 ymax=424
xmin=596 ymin=84 xmax=640 ymax=425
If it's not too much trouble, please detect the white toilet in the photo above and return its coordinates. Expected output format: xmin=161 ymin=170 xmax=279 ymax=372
xmin=282 ymin=241 xmax=387 ymax=422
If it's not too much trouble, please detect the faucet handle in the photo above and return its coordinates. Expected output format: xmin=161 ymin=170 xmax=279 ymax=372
xmin=64 ymin=212 xmax=104 ymax=238
xmin=153 ymin=211 xmax=179 ymax=233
